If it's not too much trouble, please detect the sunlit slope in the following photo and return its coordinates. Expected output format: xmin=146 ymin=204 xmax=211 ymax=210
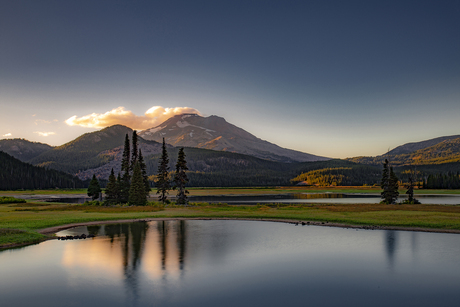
xmin=349 ymin=137 xmax=460 ymax=166
xmin=140 ymin=114 xmax=329 ymax=163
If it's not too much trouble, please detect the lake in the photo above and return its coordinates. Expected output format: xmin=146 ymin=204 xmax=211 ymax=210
xmin=36 ymin=193 xmax=460 ymax=205
xmin=1 ymin=220 xmax=459 ymax=306
xmin=190 ymin=193 xmax=460 ymax=205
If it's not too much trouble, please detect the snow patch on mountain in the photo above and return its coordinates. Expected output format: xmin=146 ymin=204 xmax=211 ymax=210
xmin=143 ymin=126 xmax=166 ymax=135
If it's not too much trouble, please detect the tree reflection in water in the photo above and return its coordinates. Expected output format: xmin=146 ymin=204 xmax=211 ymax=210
xmin=97 ymin=220 xmax=188 ymax=305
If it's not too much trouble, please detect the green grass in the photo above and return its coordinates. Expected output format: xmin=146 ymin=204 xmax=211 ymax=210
xmin=0 ymin=197 xmax=26 ymax=204
xmin=2 ymin=189 xmax=460 ymax=249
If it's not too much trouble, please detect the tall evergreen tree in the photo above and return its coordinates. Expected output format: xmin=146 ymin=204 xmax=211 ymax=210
xmin=87 ymin=174 xmax=102 ymax=201
xmin=156 ymin=138 xmax=170 ymax=204
xmin=174 ymin=147 xmax=189 ymax=205
xmin=404 ymin=170 xmax=420 ymax=204
xmin=388 ymin=167 xmax=399 ymax=204
xmin=138 ymin=149 xmax=151 ymax=199
xmin=116 ymin=172 xmax=122 ymax=203
xmin=105 ymin=168 xmax=119 ymax=204
xmin=129 ymin=162 xmax=147 ymax=206
xmin=380 ymin=159 xmax=390 ymax=203
xmin=381 ymin=159 xmax=399 ymax=204
xmin=120 ymin=134 xmax=131 ymax=203
xmin=131 ymin=130 xmax=139 ymax=172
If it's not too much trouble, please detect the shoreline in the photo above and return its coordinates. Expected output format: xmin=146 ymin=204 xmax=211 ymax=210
xmin=3 ymin=217 xmax=460 ymax=251
xmin=38 ymin=217 xmax=460 ymax=235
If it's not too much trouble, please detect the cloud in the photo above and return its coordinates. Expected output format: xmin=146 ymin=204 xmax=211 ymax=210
xmin=65 ymin=106 xmax=201 ymax=130
xmin=34 ymin=131 xmax=56 ymax=137
xmin=3 ymin=133 xmax=12 ymax=137
xmin=34 ymin=119 xmax=52 ymax=125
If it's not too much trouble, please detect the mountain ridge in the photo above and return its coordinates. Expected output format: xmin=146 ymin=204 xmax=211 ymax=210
xmin=140 ymin=114 xmax=328 ymax=163
xmin=0 ymin=139 xmax=53 ymax=162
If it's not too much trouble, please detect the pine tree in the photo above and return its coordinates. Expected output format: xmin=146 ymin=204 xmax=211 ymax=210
xmin=129 ymin=162 xmax=147 ymax=206
xmin=403 ymin=171 xmax=420 ymax=204
xmin=130 ymin=130 xmax=138 ymax=172
xmin=156 ymin=138 xmax=170 ymax=204
xmin=380 ymin=159 xmax=390 ymax=203
xmin=138 ymin=149 xmax=151 ymax=199
xmin=388 ymin=166 xmax=399 ymax=204
xmin=87 ymin=174 xmax=101 ymax=201
xmin=116 ymin=172 xmax=122 ymax=203
xmin=174 ymin=147 xmax=189 ymax=205
xmin=381 ymin=159 xmax=399 ymax=204
xmin=105 ymin=168 xmax=119 ymax=204
xmin=120 ymin=134 xmax=131 ymax=203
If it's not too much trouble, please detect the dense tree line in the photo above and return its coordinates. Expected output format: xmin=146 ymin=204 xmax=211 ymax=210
xmin=423 ymin=172 xmax=460 ymax=189
xmin=0 ymin=151 xmax=85 ymax=190
xmin=290 ymin=166 xmax=381 ymax=186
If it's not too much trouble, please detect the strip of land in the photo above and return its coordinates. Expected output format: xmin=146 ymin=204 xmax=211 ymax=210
xmin=2 ymin=197 xmax=460 ymax=250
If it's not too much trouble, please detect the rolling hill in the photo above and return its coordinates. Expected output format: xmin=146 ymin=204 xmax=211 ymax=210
xmin=0 ymin=139 xmax=53 ymax=162
xmin=0 ymin=151 xmax=84 ymax=190
xmin=29 ymin=125 xmax=165 ymax=175
xmin=349 ymin=137 xmax=460 ymax=167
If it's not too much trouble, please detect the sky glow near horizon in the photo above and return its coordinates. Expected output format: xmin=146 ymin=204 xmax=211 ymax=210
xmin=1 ymin=1 xmax=459 ymax=158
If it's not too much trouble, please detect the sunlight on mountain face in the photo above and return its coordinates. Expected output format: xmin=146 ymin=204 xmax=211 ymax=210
xmin=65 ymin=106 xmax=201 ymax=130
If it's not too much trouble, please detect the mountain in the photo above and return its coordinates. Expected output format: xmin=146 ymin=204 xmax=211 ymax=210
xmin=387 ymin=135 xmax=460 ymax=155
xmin=143 ymin=147 xmax=358 ymax=187
xmin=348 ymin=137 xmax=460 ymax=166
xmin=0 ymin=151 xmax=84 ymax=190
xmin=139 ymin=114 xmax=329 ymax=163
xmin=0 ymin=139 xmax=53 ymax=162
xmin=29 ymin=125 xmax=164 ymax=176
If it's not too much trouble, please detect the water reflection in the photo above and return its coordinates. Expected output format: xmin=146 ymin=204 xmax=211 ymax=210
xmin=385 ymin=230 xmax=398 ymax=268
xmin=2 ymin=221 xmax=460 ymax=307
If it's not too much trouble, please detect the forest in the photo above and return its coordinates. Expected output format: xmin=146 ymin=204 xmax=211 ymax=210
xmin=0 ymin=151 xmax=85 ymax=190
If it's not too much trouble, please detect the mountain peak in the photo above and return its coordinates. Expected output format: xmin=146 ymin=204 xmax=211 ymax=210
xmin=139 ymin=114 xmax=328 ymax=162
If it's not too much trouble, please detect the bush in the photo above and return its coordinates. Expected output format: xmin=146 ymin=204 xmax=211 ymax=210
xmin=401 ymin=199 xmax=421 ymax=204
xmin=83 ymin=200 xmax=103 ymax=206
xmin=0 ymin=197 xmax=27 ymax=204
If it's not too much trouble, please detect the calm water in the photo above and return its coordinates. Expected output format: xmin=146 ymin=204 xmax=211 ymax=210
xmin=190 ymin=193 xmax=460 ymax=205
xmin=1 ymin=220 xmax=460 ymax=306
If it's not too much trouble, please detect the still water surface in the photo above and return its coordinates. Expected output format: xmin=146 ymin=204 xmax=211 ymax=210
xmin=191 ymin=193 xmax=460 ymax=205
xmin=1 ymin=220 xmax=460 ymax=306
xmin=40 ymin=193 xmax=460 ymax=204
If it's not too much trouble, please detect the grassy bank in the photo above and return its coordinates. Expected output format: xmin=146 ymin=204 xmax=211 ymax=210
xmin=2 ymin=199 xmax=460 ymax=249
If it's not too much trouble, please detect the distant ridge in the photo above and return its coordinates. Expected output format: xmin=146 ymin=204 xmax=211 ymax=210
xmin=348 ymin=136 xmax=460 ymax=166
xmin=29 ymin=125 xmax=164 ymax=176
xmin=139 ymin=114 xmax=329 ymax=163
xmin=0 ymin=138 xmax=53 ymax=162
xmin=388 ymin=135 xmax=460 ymax=155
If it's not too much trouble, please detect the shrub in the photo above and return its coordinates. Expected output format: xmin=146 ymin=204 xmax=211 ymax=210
xmin=0 ymin=197 xmax=27 ymax=204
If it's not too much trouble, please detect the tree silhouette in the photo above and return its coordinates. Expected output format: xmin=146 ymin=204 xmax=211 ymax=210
xmin=129 ymin=162 xmax=147 ymax=206
xmin=87 ymin=174 xmax=101 ymax=201
xmin=174 ymin=147 xmax=189 ymax=205
xmin=156 ymin=138 xmax=170 ymax=204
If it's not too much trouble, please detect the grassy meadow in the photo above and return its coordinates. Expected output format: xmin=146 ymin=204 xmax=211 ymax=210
xmin=2 ymin=187 xmax=460 ymax=249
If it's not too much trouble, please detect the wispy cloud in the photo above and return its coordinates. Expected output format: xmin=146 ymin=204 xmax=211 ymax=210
xmin=34 ymin=131 xmax=56 ymax=137
xmin=65 ymin=106 xmax=201 ymax=130
xmin=2 ymin=133 xmax=12 ymax=137
xmin=34 ymin=119 xmax=52 ymax=125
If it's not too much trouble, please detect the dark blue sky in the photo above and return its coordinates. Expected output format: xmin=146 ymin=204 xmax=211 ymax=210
xmin=1 ymin=0 xmax=459 ymax=157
